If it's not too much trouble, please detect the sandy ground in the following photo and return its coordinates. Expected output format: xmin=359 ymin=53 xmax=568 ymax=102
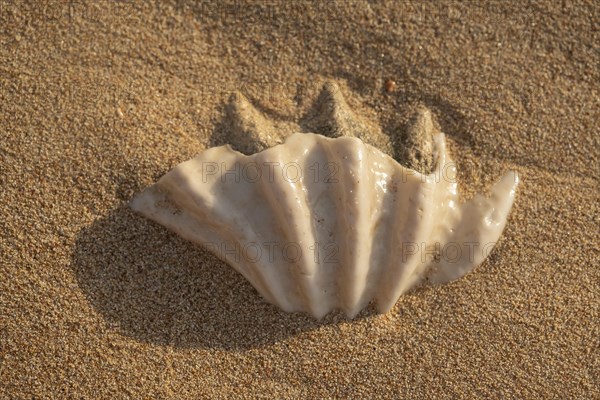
xmin=1 ymin=0 xmax=599 ymax=398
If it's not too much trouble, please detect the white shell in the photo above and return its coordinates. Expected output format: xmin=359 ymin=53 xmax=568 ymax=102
xmin=131 ymin=129 xmax=518 ymax=318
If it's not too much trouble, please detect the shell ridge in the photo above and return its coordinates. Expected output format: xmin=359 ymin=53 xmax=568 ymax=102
xmin=374 ymin=162 xmax=439 ymax=312
xmin=298 ymin=136 xmax=341 ymax=318
xmin=394 ymin=182 xmax=436 ymax=310
xmin=253 ymin=148 xmax=321 ymax=315
xmin=351 ymin=143 xmax=392 ymax=314
xmin=317 ymin=138 xmax=352 ymax=314
xmin=319 ymin=137 xmax=373 ymax=316
xmin=344 ymin=139 xmax=374 ymax=316
xmin=363 ymin=152 xmax=400 ymax=311
xmin=163 ymin=163 xmax=264 ymax=255
xmin=404 ymin=135 xmax=459 ymax=288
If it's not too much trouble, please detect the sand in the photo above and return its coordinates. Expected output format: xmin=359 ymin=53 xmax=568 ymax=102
xmin=1 ymin=1 xmax=598 ymax=398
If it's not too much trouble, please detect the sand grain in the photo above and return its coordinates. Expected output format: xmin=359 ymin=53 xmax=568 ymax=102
xmin=1 ymin=1 xmax=598 ymax=398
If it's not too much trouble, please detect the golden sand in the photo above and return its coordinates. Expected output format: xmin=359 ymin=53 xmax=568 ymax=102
xmin=1 ymin=1 xmax=598 ymax=398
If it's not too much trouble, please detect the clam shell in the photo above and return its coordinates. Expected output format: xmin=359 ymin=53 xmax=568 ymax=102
xmin=132 ymin=124 xmax=518 ymax=318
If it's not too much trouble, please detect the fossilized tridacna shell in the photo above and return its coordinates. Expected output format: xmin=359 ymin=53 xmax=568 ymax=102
xmin=131 ymin=83 xmax=519 ymax=319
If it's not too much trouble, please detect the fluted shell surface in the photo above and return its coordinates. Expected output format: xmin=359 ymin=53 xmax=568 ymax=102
xmin=131 ymin=131 xmax=518 ymax=318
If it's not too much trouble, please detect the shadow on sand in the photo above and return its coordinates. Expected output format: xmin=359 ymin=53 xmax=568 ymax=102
xmin=71 ymin=204 xmax=379 ymax=351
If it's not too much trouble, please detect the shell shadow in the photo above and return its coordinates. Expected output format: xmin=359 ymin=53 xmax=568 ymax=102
xmin=71 ymin=204 xmax=379 ymax=351
xmin=209 ymin=72 xmax=477 ymax=168
xmin=207 ymin=93 xmax=295 ymax=154
xmin=208 ymin=98 xmax=250 ymax=150
xmin=336 ymin=69 xmax=477 ymax=156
